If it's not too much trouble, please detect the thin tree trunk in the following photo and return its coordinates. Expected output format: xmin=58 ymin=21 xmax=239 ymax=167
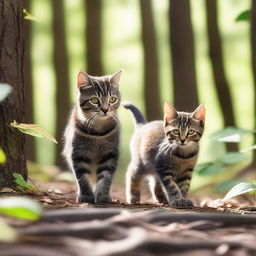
xmin=206 ymin=0 xmax=237 ymax=152
xmin=169 ymin=0 xmax=199 ymax=111
xmin=0 ymin=0 xmax=27 ymax=188
xmin=85 ymin=0 xmax=103 ymax=75
xmin=250 ymin=0 xmax=256 ymax=166
xmin=23 ymin=0 xmax=36 ymax=161
xmin=52 ymin=0 xmax=70 ymax=169
xmin=139 ymin=0 xmax=162 ymax=121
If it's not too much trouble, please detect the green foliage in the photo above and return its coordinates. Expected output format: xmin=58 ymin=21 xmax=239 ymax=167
xmin=215 ymin=180 xmax=247 ymax=192
xmin=241 ymin=144 xmax=256 ymax=153
xmin=235 ymin=10 xmax=251 ymax=22
xmin=223 ymin=182 xmax=256 ymax=201
xmin=0 ymin=83 xmax=12 ymax=102
xmin=0 ymin=197 xmax=43 ymax=220
xmin=0 ymin=219 xmax=17 ymax=241
xmin=0 ymin=148 xmax=6 ymax=164
xmin=23 ymin=9 xmax=40 ymax=22
xmin=211 ymin=127 xmax=251 ymax=143
xmin=13 ymin=173 xmax=40 ymax=194
xmin=196 ymin=152 xmax=249 ymax=176
xmin=10 ymin=121 xmax=57 ymax=144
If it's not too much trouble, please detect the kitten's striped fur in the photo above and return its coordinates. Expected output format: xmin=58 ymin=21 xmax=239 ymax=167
xmin=63 ymin=70 xmax=122 ymax=204
xmin=124 ymin=102 xmax=205 ymax=206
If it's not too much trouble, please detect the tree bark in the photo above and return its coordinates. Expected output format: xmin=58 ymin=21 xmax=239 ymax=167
xmin=206 ymin=0 xmax=237 ymax=152
xmin=23 ymin=0 xmax=36 ymax=161
xmin=85 ymin=0 xmax=103 ymax=75
xmin=52 ymin=0 xmax=70 ymax=169
xmin=250 ymin=0 xmax=256 ymax=166
xmin=169 ymin=0 xmax=199 ymax=111
xmin=0 ymin=0 xmax=27 ymax=188
xmin=139 ymin=0 xmax=162 ymax=121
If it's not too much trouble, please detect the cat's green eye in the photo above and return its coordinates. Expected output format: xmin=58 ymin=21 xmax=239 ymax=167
xmin=188 ymin=130 xmax=195 ymax=135
xmin=172 ymin=129 xmax=180 ymax=135
xmin=91 ymin=97 xmax=99 ymax=104
xmin=109 ymin=96 xmax=117 ymax=104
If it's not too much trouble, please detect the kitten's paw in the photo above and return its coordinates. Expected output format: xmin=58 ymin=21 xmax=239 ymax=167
xmin=77 ymin=194 xmax=95 ymax=203
xmin=127 ymin=195 xmax=140 ymax=204
xmin=169 ymin=198 xmax=194 ymax=207
xmin=95 ymin=194 xmax=112 ymax=204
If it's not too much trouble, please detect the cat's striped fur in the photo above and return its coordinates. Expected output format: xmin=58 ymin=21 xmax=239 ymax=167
xmin=63 ymin=70 xmax=122 ymax=204
xmin=124 ymin=102 xmax=205 ymax=206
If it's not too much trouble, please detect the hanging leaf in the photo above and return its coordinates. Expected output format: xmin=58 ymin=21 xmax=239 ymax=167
xmin=0 ymin=148 xmax=6 ymax=164
xmin=0 ymin=197 xmax=43 ymax=220
xmin=240 ymin=144 xmax=256 ymax=153
xmin=215 ymin=179 xmax=247 ymax=192
xmin=219 ymin=152 xmax=250 ymax=165
xmin=0 ymin=83 xmax=12 ymax=102
xmin=223 ymin=182 xmax=256 ymax=201
xmin=196 ymin=162 xmax=227 ymax=176
xmin=211 ymin=127 xmax=250 ymax=143
xmin=13 ymin=173 xmax=40 ymax=194
xmin=23 ymin=9 xmax=40 ymax=22
xmin=10 ymin=121 xmax=57 ymax=144
xmin=235 ymin=10 xmax=251 ymax=22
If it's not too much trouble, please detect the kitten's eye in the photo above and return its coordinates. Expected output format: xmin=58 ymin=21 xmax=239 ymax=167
xmin=109 ymin=96 xmax=117 ymax=104
xmin=91 ymin=97 xmax=99 ymax=104
xmin=172 ymin=129 xmax=180 ymax=135
xmin=188 ymin=130 xmax=195 ymax=135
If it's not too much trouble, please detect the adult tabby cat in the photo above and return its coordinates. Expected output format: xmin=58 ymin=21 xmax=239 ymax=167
xmin=124 ymin=102 xmax=205 ymax=206
xmin=63 ymin=70 xmax=122 ymax=204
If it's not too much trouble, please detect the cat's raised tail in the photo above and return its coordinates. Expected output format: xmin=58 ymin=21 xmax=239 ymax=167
xmin=122 ymin=101 xmax=146 ymax=126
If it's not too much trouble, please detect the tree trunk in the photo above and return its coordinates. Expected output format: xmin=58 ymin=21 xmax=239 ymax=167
xmin=139 ymin=0 xmax=162 ymax=121
xmin=169 ymin=0 xmax=199 ymax=111
xmin=85 ymin=0 xmax=103 ymax=75
xmin=250 ymin=0 xmax=256 ymax=166
xmin=52 ymin=0 xmax=70 ymax=169
xmin=205 ymin=0 xmax=237 ymax=152
xmin=23 ymin=0 xmax=36 ymax=161
xmin=0 ymin=0 xmax=27 ymax=188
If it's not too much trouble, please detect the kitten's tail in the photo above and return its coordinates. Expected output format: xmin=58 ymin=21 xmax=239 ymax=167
xmin=122 ymin=101 xmax=146 ymax=127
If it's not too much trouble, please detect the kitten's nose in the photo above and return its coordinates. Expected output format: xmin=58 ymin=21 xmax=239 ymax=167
xmin=101 ymin=108 xmax=108 ymax=114
xmin=180 ymin=140 xmax=185 ymax=144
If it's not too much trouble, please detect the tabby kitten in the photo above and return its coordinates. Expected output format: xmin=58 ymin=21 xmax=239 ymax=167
xmin=124 ymin=102 xmax=205 ymax=206
xmin=63 ymin=70 xmax=122 ymax=204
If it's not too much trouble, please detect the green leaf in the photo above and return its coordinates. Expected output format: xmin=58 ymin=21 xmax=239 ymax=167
xmin=211 ymin=127 xmax=250 ymax=143
xmin=23 ymin=9 xmax=40 ymax=22
xmin=235 ymin=10 xmax=251 ymax=22
xmin=0 ymin=83 xmax=12 ymax=102
xmin=219 ymin=152 xmax=250 ymax=165
xmin=0 ymin=148 xmax=6 ymax=164
xmin=223 ymin=182 xmax=256 ymax=201
xmin=240 ymin=144 xmax=256 ymax=153
xmin=196 ymin=162 xmax=227 ymax=176
xmin=0 ymin=197 xmax=43 ymax=220
xmin=0 ymin=219 xmax=17 ymax=241
xmin=13 ymin=173 xmax=40 ymax=194
xmin=215 ymin=179 xmax=247 ymax=192
xmin=10 ymin=121 xmax=57 ymax=144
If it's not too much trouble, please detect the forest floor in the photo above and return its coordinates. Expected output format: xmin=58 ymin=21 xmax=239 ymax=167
xmin=0 ymin=180 xmax=256 ymax=256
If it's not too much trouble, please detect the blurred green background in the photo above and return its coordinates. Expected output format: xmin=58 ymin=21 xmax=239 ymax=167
xmin=26 ymin=0 xmax=255 ymax=191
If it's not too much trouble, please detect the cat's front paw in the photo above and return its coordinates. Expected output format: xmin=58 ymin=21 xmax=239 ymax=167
xmin=77 ymin=194 xmax=95 ymax=203
xmin=95 ymin=194 xmax=112 ymax=204
xmin=169 ymin=198 xmax=194 ymax=207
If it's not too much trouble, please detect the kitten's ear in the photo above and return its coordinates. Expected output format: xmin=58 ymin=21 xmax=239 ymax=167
xmin=192 ymin=104 xmax=206 ymax=121
xmin=110 ymin=70 xmax=122 ymax=85
xmin=164 ymin=102 xmax=178 ymax=124
xmin=77 ymin=71 xmax=91 ymax=88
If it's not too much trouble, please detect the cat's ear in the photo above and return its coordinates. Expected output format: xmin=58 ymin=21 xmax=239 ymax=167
xmin=110 ymin=70 xmax=122 ymax=86
xmin=164 ymin=102 xmax=178 ymax=124
xmin=77 ymin=71 xmax=91 ymax=88
xmin=192 ymin=104 xmax=206 ymax=121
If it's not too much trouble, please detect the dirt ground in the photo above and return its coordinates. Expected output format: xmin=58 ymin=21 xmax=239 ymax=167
xmin=1 ymin=181 xmax=256 ymax=256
